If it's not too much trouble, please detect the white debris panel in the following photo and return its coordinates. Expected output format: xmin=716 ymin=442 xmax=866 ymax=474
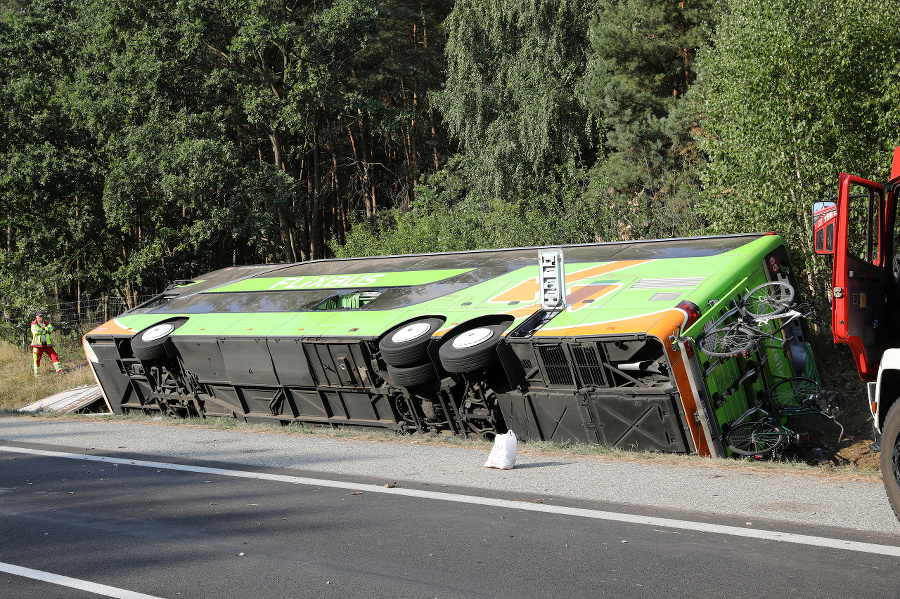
xmin=18 ymin=385 xmax=108 ymax=414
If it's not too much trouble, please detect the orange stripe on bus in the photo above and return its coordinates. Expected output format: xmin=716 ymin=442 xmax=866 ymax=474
xmin=534 ymin=310 xmax=670 ymax=336
xmin=85 ymin=319 xmax=136 ymax=337
xmin=649 ymin=310 xmax=709 ymax=457
xmin=563 ymin=259 xmax=652 ymax=284
xmin=492 ymin=278 xmax=540 ymax=303
xmin=490 ymin=259 xmax=652 ymax=305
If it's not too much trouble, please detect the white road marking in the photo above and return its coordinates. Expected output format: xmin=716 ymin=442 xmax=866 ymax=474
xmin=3 ymin=444 xmax=899 ymax=557
xmin=0 ymin=561 xmax=163 ymax=598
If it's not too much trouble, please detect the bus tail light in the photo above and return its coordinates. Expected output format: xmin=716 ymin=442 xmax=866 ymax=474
xmin=676 ymin=300 xmax=702 ymax=329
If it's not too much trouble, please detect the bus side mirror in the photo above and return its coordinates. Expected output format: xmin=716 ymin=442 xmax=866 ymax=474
xmin=813 ymin=201 xmax=836 ymax=255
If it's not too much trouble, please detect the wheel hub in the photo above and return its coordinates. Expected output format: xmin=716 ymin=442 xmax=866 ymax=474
xmin=451 ymin=327 xmax=494 ymax=349
xmin=142 ymin=323 xmax=175 ymax=342
xmin=391 ymin=322 xmax=433 ymax=344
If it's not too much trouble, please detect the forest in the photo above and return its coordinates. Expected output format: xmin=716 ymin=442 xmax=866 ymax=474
xmin=2 ymin=0 xmax=900 ymax=339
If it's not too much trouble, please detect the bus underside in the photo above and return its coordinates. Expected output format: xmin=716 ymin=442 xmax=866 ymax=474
xmin=87 ymin=331 xmax=692 ymax=453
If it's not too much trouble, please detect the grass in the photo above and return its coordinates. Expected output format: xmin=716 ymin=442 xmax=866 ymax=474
xmin=0 ymin=338 xmax=96 ymax=410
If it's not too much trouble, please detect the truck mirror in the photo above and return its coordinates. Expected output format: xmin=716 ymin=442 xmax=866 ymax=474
xmin=813 ymin=201 xmax=836 ymax=255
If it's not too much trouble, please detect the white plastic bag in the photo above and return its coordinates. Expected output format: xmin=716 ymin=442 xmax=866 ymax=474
xmin=484 ymin=430 xmax=517 ymax=470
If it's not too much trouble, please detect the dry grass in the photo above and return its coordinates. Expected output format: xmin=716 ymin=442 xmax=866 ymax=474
xmin=0 ymin=340 xmax=95 ymax=411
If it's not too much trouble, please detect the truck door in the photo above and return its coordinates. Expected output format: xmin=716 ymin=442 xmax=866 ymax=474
xmin=833 ymin=173 xmax=889 ymax=380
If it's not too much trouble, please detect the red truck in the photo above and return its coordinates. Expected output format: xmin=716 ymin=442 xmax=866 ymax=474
xmin=814 ymin=147 xmax=900 ymax=519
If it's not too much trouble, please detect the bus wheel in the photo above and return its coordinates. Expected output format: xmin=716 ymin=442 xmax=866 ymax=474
xmin=386 ymin=362 xmax=439 ymax=387
xmin=379 ymin=318 xmax=444 ymax=367
xmin=880 ymin=401 xmax=900 ymax=521
xmin=132 ymin=321 xmax=183 ymax=361
xmin=438 ymin=324 xmax=507 ymax=373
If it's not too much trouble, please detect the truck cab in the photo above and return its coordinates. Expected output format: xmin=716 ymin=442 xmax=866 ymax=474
xmin=814 ymin=146 xmax=900 ymax=519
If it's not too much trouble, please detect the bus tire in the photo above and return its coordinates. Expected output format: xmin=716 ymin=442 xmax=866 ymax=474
xmin=379 ymin=318 xmax=444 ymax=367
xmin=386 ymin=362 xmax=438 ymax=387
xmin=439 ymin=324 xmax=507 ymax=373
xmin=880 ymin=401 xmax=900 ymax=522
xmin=132 ymin=322 xmax=179 ymax=361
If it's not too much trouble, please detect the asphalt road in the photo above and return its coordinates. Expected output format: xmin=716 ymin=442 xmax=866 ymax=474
xmin=2 ymin=417 xmax=900 ymax=598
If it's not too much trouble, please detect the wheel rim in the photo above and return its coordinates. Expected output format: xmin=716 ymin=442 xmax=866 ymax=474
xmin=769 ymin=377 xmax=820 ymax=408
xmin=729 ymin=421 xmax=780 ymax=454
xmin=451 ymin=327 xmax=494 ymax=349
xmin=391 ymin=322 xmax=433 ymax=344
xmin=744 ymin=282 xmax=794 ymax=317
xmin=748 ymin=295 xmax=784 ymax=316
xmin=720 ymin=329 xmax=752 ymax=353
xmin=141 ymin=323 xmax=175 ymax=342
xmin=701 ymin=324 xmax=755 ymax=356
xmin=730 ymin=423 xmax=756 ymax=452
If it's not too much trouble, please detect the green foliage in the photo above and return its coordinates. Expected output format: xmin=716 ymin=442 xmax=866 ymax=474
xmin=0 ymin=0 xmax=102 ymax=319
xmin=341 ymin=0 xmax=713 ymax=256
xmin=334 ymin=160 xmax=635 ymax=256
xmin=582 ymin=0 xmax=713 ymax=239
xmin=335 ymin=0 xmax=900 ymax=288
xmin=0 ymin=0 xmax=453 ymax=331
xmin=435 ymin=0 xmax=599 ymax=200
xmin=696 ymin=0 xmax=900 ymax=299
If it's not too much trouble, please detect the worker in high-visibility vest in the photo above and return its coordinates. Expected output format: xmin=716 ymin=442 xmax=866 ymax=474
xmin=31 ymin=311 xmax=63 ymax=375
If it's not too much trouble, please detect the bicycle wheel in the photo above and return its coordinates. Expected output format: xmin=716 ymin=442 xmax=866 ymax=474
xmin=742 ymin=281 xmax=795 ymax=319
xmin=698 ymin=322 xmax=757 ymax=357
xmin=725 ymin=419 xmax=786 ymax=457
xmin=766 ymin=376 xmax=821 ymax=410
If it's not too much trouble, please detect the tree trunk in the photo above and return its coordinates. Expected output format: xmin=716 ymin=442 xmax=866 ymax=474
xmin=399 ymin=78 xmax=414 ymax=207
xmin=428 ymin=106 xmax=441 ymax=171
xmin=324 ymin=112 xmax=345 ymax=245
xmin=269 ymin=129 xmax=297 ymax=263
xmin=357 ymin=109 xmax=376 ymax=216
xmin=420 ymin=6 xmax=442 ymax=171
xmin=411 ymin=78 xmax=421 ymax=191
xmin=125 ymin=278 xmax=133 ymax=310
xmin=311 ymin=111 xmax=324 ymax=260
xmin=76 ymin=263 xmax=81 ymax=326
xmin=295 ymin=139 xmax=311 ymax=262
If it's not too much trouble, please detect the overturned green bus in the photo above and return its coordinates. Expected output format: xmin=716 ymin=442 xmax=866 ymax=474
xmin=83 ymin=233 xmax=816 ymax=458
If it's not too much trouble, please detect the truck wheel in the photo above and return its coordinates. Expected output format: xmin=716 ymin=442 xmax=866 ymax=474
xmin=438 ymin=323 xmax=507 ymax=373
xmin=386 ymin=362 xmax=438 ymax=387
xmin=880 ymin=401 xmax=900 ymax=521
xmin=379 ymin=318 xmax=444 ymax=367
xmin=131 ymin=319 xmax=186 ymax=361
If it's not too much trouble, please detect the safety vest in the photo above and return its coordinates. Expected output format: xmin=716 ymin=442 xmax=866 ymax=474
xmin=31 ymin=320 xmax=54 ymax=347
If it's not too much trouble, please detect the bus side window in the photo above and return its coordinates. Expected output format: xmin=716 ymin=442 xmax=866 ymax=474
xmin=312 ymin=289 xmax=385 ymax=310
